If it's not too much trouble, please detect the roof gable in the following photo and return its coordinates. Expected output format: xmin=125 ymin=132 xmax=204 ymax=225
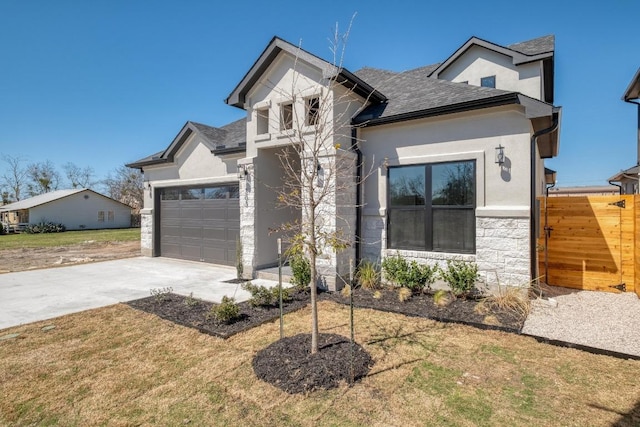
xmin=225 ymin=36 xmax=385 ymax=109
xmin=429 ymin=35 xmax=554 ymax=79
xmin=126 ymin=119 xmax=247 ymax=169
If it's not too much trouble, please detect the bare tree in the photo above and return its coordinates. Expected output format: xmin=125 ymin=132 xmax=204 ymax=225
xmin=1 ymin=155 xmax=28 ymax=201
xmin=63 ymin=162 xmax=96 ymax=189
xmin=270 ymin=19 xmax=375 ymax=353
xmin=103 ymin=166 xmax=144 ymax=210
xmin=26 ymin=160 xmax=61 ymax=196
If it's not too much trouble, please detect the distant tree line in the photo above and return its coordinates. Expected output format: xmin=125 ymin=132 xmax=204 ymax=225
xmin=0 ymin=155 xmax=143 ymax=210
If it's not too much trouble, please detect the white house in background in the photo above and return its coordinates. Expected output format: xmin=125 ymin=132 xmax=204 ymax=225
xmin=0 ymin=189 xmax=132 ymax=231
xmin=128 ymin=34 xmax=561 ymax=291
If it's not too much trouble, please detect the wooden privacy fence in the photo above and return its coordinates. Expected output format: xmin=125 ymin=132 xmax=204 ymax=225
xmin=538 ymin=195 xmax=640 ymax=296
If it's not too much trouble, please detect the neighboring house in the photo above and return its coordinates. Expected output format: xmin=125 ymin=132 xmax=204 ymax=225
xmin=609 ymin=68 xmax=640 ymax=194
xmin=547 ymin=186 xmax=619 ymax=197
xmin=0 ymin=189 xmax=132 ymax=231
xmin=128 ymin=34 xmax=561 ymax=290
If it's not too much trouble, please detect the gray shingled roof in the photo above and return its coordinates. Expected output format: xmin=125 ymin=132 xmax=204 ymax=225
xmin=353 ymin=66 xmax=516 ymax=123
xmin=508 ymin=35 xmax=555 ymax=56
xmin=127 ymin=119 xmax=246 ymax=168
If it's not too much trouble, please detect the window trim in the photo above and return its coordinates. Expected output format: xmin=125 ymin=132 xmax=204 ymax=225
xmin=386 ymin=160 xmax=477 ymax=254
xmin=279 ymin=102 xmax=294 ymax=131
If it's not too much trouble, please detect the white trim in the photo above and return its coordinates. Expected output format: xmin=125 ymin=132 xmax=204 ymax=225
xmin=476 ymin=206 xmax=529 ymax=218
xmin=150 ymin=176 xmax=238 ymax=187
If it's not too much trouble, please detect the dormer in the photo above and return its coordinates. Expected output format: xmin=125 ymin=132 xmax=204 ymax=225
xmin=429 ymin=35 xmax=555 ymax=103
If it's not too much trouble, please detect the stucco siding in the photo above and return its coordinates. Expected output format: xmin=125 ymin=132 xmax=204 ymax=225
xmin=438 ymin=45 xmax=542 ymax=100
xmin=29 ymin=192 xmax=131 ymax=230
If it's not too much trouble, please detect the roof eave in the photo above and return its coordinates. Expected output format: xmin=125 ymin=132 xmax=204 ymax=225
xmin=125 ymin=158 xmax=170 ymax=170
xmin=354 ymin=93 xmax=520 ymax=127
xmin=211 ymin=145 xmax=246 ymax=155
xmin=622 ymin=68 xmax=640 ymax=101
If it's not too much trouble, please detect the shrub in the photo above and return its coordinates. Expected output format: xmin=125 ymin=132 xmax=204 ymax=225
xmin=476 ymin=285 xmax=530 ymax=320
xmin=340 ymin=284 xmax=351 ymax=298
xmin=0 ymin=223 xmax=5 ymax=235
xmin=242 ymin=282 xmax=290 ymax=307
xmin=381 ymin=253 xmax=407 ymax=286
xmin=356 ymin=260 xmax=380 ymax=290
xmin=382 ymin=253 xmax=437 ymax=292
xmin=150 ymin=287 xmax=173 ymax=303
xmin=433 ymin=289 xmax=452 ymax=307
xmin=403 ymin=261 xmax=437 ymax=293
xmin=290 ymin=254 xmax=311 ymax=291
xmin=439 ymin=260 xmax=479 ymax=297
xmin=184 ymin=292 xmax=199 ymax=307
xmin=209 ymin=296 xmax=240 ymax=324
xmin=23 ymin=221 xmax=66 ymax=234
xmin=372 ymin=290 xmax=382 ymax=299
xmin=397 ymin=287 xmax=412 ymax=302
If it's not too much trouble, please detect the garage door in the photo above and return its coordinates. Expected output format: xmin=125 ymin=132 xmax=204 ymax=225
xmin=159 ymin=185 xmax=240 ymax=265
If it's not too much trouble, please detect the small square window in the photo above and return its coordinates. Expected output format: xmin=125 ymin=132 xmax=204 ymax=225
xmin=280 ymin=103 xmax=293 ymax=130
xmin=481 ymin=75 xmax=496 ymax=88
xmin=256 ymin=108 xmax=269 ymax=135
xmin=98 ymin=211 xmax=105 ymax=222
xmin=305 ymin=97 xmax=320 ymax=126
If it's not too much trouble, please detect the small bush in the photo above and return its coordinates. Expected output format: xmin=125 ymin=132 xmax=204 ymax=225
xmin=150 ymin=287 xmax=173 ymax=303
xmin=209 ymin=296 xmax=240 ymax=324
xmin=242 ymin=282 xmax=290 ymax=307
xmin=440 ymin=260 xmax=479 ymax=297
xmin=381 ymin=253 xmax=407 ymax=286
xmin=372 ymin=290 xmax=382 ymax=299
xmin=397 ymin=287 xmax=412 ymax=302
xmin=356 ymin=260 xmax=380 ymax=290
xmin=340 ymin=284 xmax=352 ymax=298
xmin=433 ymin=289 xmax=452 ymax=307
xmin=23 ymin=221 xmax=66 ymax=234
xmin=183 ymin=292 xmax=199 ymax=307
xmin=290 ymin=254 xmax=311 ymax=291
xmin=476 ymin=285 xmax=530 ymax=320
xmin=382 ymin=253 xmax=437 ymax=292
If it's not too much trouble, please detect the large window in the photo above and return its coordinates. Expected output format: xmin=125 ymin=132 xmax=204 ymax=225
xmin=387 ymin=160 xmax=476 ymax=253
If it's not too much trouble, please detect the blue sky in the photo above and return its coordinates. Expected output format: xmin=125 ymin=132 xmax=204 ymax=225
xmin=1 ymin=0 xmax=638 ymax=187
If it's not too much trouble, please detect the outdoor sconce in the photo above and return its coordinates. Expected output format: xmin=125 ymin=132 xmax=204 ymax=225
xmin=495 ymin=145 xmax=505 ymax=166
xmin=544 ymin=167 xmax=557 ymax=186
xmin=238 ymin=164 xmax=248 ymax=180
xmin=144 ymin=181 xmax=152 ymax=197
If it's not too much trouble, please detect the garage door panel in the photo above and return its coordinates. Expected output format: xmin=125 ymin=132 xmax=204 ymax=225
xmin=159 ymin=185 xmax=239 ymax=266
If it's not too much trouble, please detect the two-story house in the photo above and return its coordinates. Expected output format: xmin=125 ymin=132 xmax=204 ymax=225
xmin=128 ymin=34 xmax=561 ymax=291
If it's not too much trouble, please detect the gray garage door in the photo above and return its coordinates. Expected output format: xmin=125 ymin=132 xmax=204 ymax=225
xmin=159 ymin=185 xmax=240 ymax=265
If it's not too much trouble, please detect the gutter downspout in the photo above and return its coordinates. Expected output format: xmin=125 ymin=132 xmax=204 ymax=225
xmin=530 ymin=112 xmax=559 ymax=284
xmin=608 ymin=180 xmax=623 ymax=195
xmin=351 ymin=127 xmax=363 ymax=266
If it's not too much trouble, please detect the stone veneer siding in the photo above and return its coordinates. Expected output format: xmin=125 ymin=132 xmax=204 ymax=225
xmin=363 ymin=213 xmax=531 ymax=290
xmin=140 ymin=209 xmax=153 ymax=257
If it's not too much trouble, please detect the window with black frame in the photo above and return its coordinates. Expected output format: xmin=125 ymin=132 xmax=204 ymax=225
xmin=387 ymin=160 xmax=476 ymax=253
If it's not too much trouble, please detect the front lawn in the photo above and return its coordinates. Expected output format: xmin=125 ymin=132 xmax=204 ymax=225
xmin=1 ymin=301 xmax=638 ymax=426
xmin=0 ymin=228 xmax=140 ymax=249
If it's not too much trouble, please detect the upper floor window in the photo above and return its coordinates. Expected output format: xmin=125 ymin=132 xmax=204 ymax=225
xmin=280 ymin=102 xmax=293 ymax=131
xmin=256 ymin=108 xmax=269 ymax=135
xmin=305 ymin=97 xmax=320 ymax=126
xmin=481 ymin=75 xmax=496 ymax=88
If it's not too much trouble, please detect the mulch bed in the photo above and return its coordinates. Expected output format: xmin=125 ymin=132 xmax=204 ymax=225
xmin=126 ymin=290 xmax=310 ymax=339
xmin=252 ymin=333 xmax=373 ymax=394
xmin=322 ymin=288 xmax=525 ymax=332
xmin=127 ymin=286 xmax=525 ymax=394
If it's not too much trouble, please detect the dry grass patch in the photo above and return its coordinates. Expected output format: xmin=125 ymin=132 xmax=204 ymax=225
xmin=1 ymin=301 xmax=639 ymax=426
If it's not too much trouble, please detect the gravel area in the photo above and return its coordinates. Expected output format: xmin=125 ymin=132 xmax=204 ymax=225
xmin=522 ymin=290 xmax=640 ymax=357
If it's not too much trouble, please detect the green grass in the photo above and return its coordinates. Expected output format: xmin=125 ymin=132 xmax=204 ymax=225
xmin=0 ymin=228 xmax=140 ymax=249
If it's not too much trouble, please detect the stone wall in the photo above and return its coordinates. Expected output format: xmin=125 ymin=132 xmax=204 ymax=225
xmin=140 ymin=208 xmax=153 ymax=257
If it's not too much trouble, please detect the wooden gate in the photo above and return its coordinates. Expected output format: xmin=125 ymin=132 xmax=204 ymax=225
xmin=539 ymin=195 xmax=639 ymax=295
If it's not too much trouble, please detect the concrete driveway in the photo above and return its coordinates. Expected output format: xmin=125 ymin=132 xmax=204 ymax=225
xmin=0 ymin=257 xmax=277 ymax=330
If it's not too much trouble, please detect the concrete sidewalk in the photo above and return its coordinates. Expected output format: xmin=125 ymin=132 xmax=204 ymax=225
xmin=0 ymin=257 xmax=279 ymax=330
